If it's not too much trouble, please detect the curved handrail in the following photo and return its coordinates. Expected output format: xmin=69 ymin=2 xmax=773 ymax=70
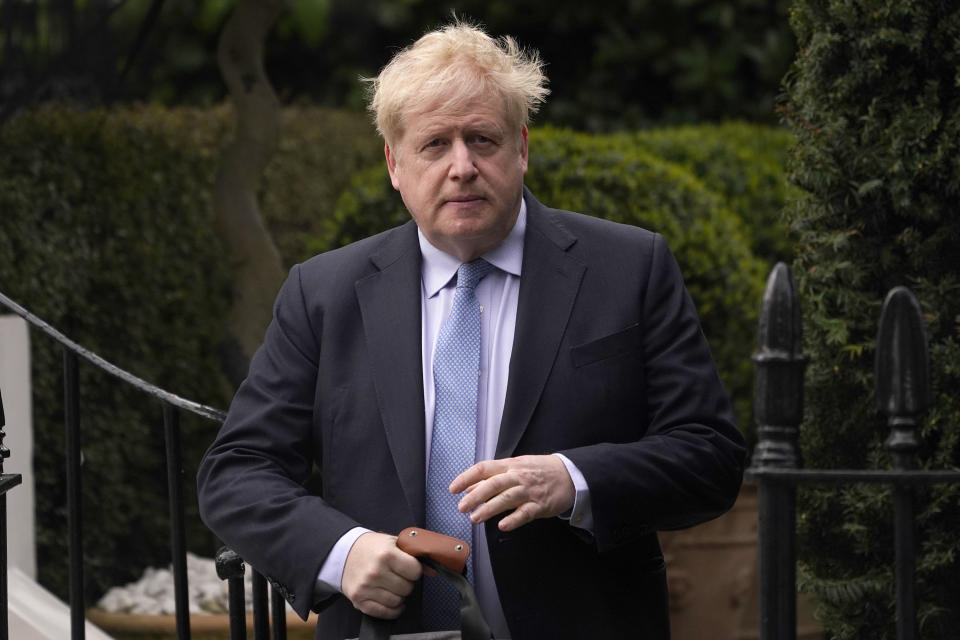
xmin=0 ymin=289 xmax=227 ymax=423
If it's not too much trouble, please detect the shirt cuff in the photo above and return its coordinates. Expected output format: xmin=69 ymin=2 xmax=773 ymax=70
xmin=314 ymin=526 xmax=371 ymax=601
xmin=552 ymin=453 xmax=594 ymax=533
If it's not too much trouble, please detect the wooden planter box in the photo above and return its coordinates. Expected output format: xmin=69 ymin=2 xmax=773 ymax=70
xmin=660 ymin=482 xmax=822 ymax=640
xmin=86 ymin=608 xmax=318 ymax=640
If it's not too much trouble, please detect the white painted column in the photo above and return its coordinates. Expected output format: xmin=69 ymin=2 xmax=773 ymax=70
xmin=0 ymin=314 xmax=36 ymax=580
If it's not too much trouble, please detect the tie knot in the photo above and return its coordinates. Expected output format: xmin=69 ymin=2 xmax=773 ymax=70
xmin=456 ymin=259 xmax=494 ymax=290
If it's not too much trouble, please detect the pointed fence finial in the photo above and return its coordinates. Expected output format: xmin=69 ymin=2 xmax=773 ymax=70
xmin=876 ymin=286 xmax=929 ymax=470
xmin=752 ymin=263 xmax=808 ymax=469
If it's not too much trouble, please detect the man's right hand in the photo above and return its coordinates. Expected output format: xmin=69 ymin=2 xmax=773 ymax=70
xmin=341 ymin=531 xmax=422 ymax=619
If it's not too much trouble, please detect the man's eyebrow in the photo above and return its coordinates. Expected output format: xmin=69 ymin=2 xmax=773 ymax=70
xmin=412 ymin=118 xmax=505 ymax=144
xmin=466 ymin=118 xmax=503 ymax=130
xmin=413 ymin=124 xmax=453 ymax=142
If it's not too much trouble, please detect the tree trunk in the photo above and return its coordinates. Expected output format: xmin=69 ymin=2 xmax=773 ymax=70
xmin=214 ymin=0 xmax=289 ymax=387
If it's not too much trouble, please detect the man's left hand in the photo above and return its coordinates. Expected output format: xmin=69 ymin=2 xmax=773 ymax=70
xmin=450 ymin=455 xmax=576 ymax=532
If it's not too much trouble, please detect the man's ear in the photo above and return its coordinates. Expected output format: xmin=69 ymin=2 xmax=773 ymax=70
xmin=385 ymin=142 xmax=401 ymax=191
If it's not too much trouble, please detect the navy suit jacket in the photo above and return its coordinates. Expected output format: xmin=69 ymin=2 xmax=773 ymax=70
xmin=197 ymin=188 xmax=745 ymax=639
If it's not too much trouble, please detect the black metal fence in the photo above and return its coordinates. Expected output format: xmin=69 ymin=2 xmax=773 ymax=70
xmin=747 ymin=263 xmax=960 ymax=640
xmin=4 ymin=260 xmax=960 ymax=639
xmin=0 ymin=290 xmax=291 ymax=640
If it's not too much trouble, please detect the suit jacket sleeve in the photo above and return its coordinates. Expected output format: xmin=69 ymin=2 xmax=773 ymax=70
xmin=197 ymin=263 xmax=358 ymax=620
xmin=558 ymin=232 xmax=745 ymax=552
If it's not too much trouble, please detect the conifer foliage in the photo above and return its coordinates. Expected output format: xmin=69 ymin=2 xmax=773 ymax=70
xmin=782 ymin=1 xmax=960 ymax=637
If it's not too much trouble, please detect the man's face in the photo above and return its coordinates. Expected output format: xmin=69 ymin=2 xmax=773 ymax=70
xmin=385 ymin=93 xmax=528 ymax=262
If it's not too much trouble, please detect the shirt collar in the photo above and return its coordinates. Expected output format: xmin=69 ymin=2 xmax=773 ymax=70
xmin=419 ymin=197 xmax=526 ymax=298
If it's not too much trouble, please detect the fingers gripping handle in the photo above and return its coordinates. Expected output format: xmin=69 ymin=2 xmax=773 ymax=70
xmin=358 ymin=528 xmax=492 ymax=640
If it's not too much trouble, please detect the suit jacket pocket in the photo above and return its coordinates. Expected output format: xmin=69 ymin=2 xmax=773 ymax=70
xmin=570 ymin=323 xmax=641 ymax=368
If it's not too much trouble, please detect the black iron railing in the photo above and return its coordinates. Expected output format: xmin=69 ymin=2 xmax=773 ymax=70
xmin=0 ymin=290 xmax=290 ymax=640
xmin=215 ymin=547 xmax=290 ymax=640
xmin=746 ymin=263 xmax=960 ymax=640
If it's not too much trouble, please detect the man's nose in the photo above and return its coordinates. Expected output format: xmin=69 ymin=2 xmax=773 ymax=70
xmin=448 ymin=139 xmax=479 ymax=180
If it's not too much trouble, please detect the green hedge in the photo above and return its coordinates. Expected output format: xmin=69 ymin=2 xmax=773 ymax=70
xmin=782 ymin=1 xmax=960 ymax=637
xmin=260 ymin=105 xmax=384 ymax=265
xmin=632 ymin=122 xmax=800 ymax=264
xmin=316 ymin=125 xmax=777 ymax=433
xmin=0 ymin=103 xmax=381 ymax=602
xmin=0 ymin=105 xmax=232 ymax=602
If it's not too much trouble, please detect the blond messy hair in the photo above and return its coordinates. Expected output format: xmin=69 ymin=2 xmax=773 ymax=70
xmin=365 ymin=20 xmax=550 ymax=144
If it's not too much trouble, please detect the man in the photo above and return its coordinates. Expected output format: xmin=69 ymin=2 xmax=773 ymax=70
xmin=198 ymin=21 xmax=745 ymax=640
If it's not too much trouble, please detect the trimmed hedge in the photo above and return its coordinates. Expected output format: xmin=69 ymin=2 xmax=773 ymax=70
xmin=0 ymin=103 xmax=382 ymax=602
xmin=315 ymin=126 xmax=773 ymax=432
xmin=632 ymin=122 xmax=800 ymax=264
xmin=260 ymin=105 xmax=384 ymax=265
xmin=0 ymin=105 xmax=233 ymax=602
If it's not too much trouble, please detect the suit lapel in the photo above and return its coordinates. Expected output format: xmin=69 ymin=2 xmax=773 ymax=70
xmin=355 ymin=222 xmax=427 ymax=523
xmin=496 ymin=192 xmax=585 ymax=458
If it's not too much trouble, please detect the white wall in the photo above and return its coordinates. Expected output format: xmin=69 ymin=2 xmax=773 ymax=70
xmin=0 ymin=314 xmax=36 ymax=580
xmin=10 ymin=567 xmax=114 ymax=640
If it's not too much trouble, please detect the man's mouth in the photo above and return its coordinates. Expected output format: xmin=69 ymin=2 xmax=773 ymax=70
xmin=445 ymin=195 xmax=484 ymax=204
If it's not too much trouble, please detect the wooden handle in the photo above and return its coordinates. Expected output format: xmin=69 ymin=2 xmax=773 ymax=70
xmin=396 ymin=527 xmax=470 ymax=574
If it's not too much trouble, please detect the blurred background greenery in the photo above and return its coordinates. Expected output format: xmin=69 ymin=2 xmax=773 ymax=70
xmin=1 ymin=0 xmax=795 ymax=128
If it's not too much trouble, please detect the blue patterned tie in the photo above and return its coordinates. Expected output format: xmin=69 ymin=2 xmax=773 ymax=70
xmin=423 ymin=258 xmax=494 ymax=630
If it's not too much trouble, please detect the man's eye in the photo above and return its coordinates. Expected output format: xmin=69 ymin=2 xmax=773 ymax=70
xmin=424 ymin=139 xmax=445 ymax=149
